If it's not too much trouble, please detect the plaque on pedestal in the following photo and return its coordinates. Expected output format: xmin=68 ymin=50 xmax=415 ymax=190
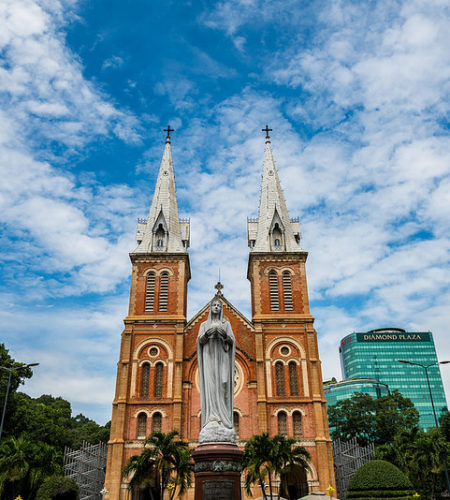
xmin=193 ymin=442 xmax=244 ymax=500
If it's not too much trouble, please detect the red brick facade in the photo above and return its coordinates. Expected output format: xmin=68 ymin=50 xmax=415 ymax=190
xmin=104 ymin=248 xmax=335 ymax=499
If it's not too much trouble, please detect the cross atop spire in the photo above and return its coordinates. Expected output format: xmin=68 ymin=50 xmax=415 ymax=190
xmin=164 ymin=125 xmax=174 ymax=142
xmin=262 ymin=125 xmax=272 ymax=142
xmin=247 ymin=134 xmax=301 ymax=252
xmin=133 ymin=131 xmax=189 ymax=254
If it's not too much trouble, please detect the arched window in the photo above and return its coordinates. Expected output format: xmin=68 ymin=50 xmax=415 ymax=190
xmin=159 ymin=272 xmax=169 ymax=311
xmin=282 ymin=271 xmax=293 ymax=311
xmin=278 ymin=411 xmax=287 ymax=436
xmin=154 ymin=362 xmax=163 ymax=398
xmin=233 ymin=412 xmax=240 ymax=437
xmin=152 ymin=412 xmax=162 ymax=433
xmin=137 ymin=413 xmax=147 ymax=439
xmin=141 ymin=363 xmax=150 ymax=397
xmin=275 ymin=362 xmax=285 ymax=396
xmin=293 ymin=411 xmax=302 ymax=439
xmin=145 ymin=272 xmax=156 ymax=312
xmin=269 ymin=270 xmax=279 ymax=311
xmin=289 ymin=362 xmax=299 ymax=396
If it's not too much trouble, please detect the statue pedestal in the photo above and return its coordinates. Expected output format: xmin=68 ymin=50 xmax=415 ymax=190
xmin=193 ymin=442 xmax=244 ymax=500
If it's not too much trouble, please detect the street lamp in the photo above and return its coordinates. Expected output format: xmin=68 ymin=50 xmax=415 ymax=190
xmin=0 ymin=362 xmax=39 ymax=439
xmin=398 ymin=359 xmax=450 ymax=493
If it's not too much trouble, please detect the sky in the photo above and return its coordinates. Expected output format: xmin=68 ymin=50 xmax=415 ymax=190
xmin=1 ymin=0 xmax=449 ymax=424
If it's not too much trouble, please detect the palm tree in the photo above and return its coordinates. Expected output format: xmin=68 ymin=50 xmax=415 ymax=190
xmin=122 ymin=448 xmax=158 ymax=499
xmin=242 ymin=433 xmax=310 ymax=500
xmin=272 ymin=435 xmax=310 ymax=500
xmin=123 ymin=430 xmax=193 ymax=500
xmin=0 ymin=435 xmax=30 ymax=498
xmin=243 ymin=433 xmax=274 ymax=499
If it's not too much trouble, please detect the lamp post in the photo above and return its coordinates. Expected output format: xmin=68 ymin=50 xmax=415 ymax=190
xmin=398 ymin=359 xmax=450 ymax=493
xmin=0 ymin=362 xmax=39 ymax=439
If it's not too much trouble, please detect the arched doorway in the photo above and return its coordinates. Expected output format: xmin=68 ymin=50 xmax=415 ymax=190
xmin=280 ymin=464 xmax=309 ymax=500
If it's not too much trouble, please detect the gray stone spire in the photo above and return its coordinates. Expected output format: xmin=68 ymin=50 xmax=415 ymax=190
xmin=248 ymin=131 xmax=301 ymax=252
xmin=133 ymin=132 xmax=190 ymax=253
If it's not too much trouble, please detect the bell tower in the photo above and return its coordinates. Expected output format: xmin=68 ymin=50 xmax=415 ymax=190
xmin=104 ymin=128 xmax=190 ymax=499
xmin=247 ymin=127 xmax=335 ymax=492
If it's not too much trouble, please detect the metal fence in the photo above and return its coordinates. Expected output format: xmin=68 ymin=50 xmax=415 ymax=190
xmin=332 ymin=438 xmax=375 ymax=499
xmin=64 ymin=441 xmax=108 ymax=500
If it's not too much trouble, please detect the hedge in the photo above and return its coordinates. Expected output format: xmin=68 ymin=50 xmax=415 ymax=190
xmin=347 ymin=497 xmax=419 ymax=500
xmin=347 ymin=460 xmax=414 ymax=499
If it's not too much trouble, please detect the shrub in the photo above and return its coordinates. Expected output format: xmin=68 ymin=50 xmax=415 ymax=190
xmin=347 ymin=460 xmax=414 ymax=499
xmin=35 ymin=476 xmax=79 ymax=500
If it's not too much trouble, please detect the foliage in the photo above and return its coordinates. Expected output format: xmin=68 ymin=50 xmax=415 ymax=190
xmin=0 ymin=434 xmax=63 ymax=499
xmin=439 ymin=411 xmax=450 ymax=442
xmin=328 ymin=390 xmax=419 ymax=446
xmin=242 ymin=432 xmax=310 ymax=500
xmin=0 ymin=343 xmax=34 ymax=436
xmin=35 ymin=476 xmax=79 ymax=500
xmin=123 ymin=431 xmax=193 ymax=500
xmin=376 ymin=427 xmax=450 ymax=499
xmin=0 ymin=344 xmax=110 ymax=499
xmin=347 ymin=460 xmax=414 ymax=499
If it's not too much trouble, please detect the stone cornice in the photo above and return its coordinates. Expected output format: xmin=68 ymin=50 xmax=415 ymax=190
xmin=252 ymin=314 xmax=315 ymax=323
xmin=247 ymin=251 xmax=308 ymax=279
xmin=129 ymin=252 xmax=191 ymax=280
xmin=124 ymin=315 xmax=187 ymax=324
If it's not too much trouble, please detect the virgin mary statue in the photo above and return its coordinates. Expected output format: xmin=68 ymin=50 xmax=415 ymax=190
xmin=197 ymin=295 xmax=236 ymax=443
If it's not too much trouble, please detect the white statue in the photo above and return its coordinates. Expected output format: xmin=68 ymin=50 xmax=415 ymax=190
xmin=197 ymin=294 xmax=236 ymax=443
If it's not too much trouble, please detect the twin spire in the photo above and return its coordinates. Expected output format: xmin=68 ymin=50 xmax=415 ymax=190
xmin=248 ymin=126 xmax=301 ymax=252
xmin=134 ymin=126 xmax=189 ymax=253
xmin=134 ymin=125 xmax=301 ymax=255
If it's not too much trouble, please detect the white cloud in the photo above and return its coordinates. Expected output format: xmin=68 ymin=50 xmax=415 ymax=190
xmin=0 ymin=0 xmax=141 ymax=148
xmin=102 ymin=55 xmax=124 ymax=70
xmin=0 ymin=0 xmax=145 ymax=300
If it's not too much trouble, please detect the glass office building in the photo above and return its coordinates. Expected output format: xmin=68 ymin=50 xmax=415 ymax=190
xmin=324 ymin=378 xmax=389 ymax=408
xmin=339 ymin=328 xmax=448 ymax=429
xmin=324 ymin=378 xmax=390 ymax=434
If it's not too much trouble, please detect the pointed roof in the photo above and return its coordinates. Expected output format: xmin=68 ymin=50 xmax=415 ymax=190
xmin=252 ymin=134 xmax=300 ymax=252
xmin=133 ymin=134 xmax=186 ymax=253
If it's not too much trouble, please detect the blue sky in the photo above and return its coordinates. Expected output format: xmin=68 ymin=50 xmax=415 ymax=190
xmin=1 ymin=0 xmax=449 ymax=424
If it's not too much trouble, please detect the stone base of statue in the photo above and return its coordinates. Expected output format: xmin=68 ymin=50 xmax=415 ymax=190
xmin=193 ymin=442 xmax=244 ymax=500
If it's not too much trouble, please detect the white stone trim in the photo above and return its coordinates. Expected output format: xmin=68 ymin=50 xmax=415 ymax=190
xmin=133 ymin=338 xmax=173 ymax=398
xmin=265 ymin=336 xmax=306 ymax=359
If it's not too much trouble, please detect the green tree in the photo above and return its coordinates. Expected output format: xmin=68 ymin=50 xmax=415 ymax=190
xmin=123 ymin=431 xmax=193 ymax=500
xmin=328 ymin=389 xmax=419 ymax=446
xmin=272 ymin=435 xmax=310 ymax=500
xmin=8 ymin=393 xmax=72 ymax=450
xmin=0 ymin=343 xmax=34 ymax=437
xmin=440 ymin=411 xmax=450 ymax=442
xmin=242 ymin=433 xmax=310 ymax=500
xmin=0 ymin=434 xmax=62 ymax=499
xmin=6 ymin=392 xmax=110 ymax=452
xmin=68 ymin=414 xmax=111 ymax=449
xmin=376 ymin=427 xmax=450 ymax=499
xmin=243 ymin=432 xmax=275 ymax=499
xmin=35 ymin=476 xmax=79 ymax=500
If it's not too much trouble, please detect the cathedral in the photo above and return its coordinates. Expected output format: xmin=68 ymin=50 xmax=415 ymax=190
xmin=104 ymin=128 xmax=335 ymax=499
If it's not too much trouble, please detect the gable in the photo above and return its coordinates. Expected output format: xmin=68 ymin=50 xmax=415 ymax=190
xmin=183 ymin=295 xmax=256 ymax=366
